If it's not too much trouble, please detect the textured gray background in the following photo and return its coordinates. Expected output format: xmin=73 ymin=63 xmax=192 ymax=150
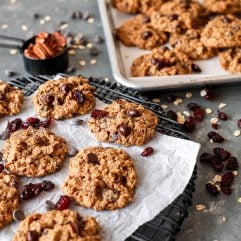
xmin=0 ymin=1 xmax=241 ymax=241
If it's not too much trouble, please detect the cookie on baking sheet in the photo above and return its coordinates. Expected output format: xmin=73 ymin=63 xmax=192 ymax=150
xmin=219 ymin=48 xmax=241 ymax=73
xmin=116 ymin=14 xmax=167 ymax=50
xmin=63 ymin=147 xmax=137 ymax=211
xmin=201 ymin=15 xmax=241 ymax=48
xmin=2 ymin=126 xmax=68 ymax=177
xmin=170 ymin=29 xmax=217 ymax=60
xmin=0 ymin=172 xmax=20 ymax=229
xmin=131 ymin=47 xmax=194 ymax=77
xmin=12 ymin=209 xmax=101 ymax=241
xmin=203 ymin=0 xmax=241 ymax=14
xmin=0 ymin=80 xmax=23 ymax=118
xmin=88 ymin=99 xmax=159 ymax=146
xmin=33 ymin=76 xmax=95 ymax=120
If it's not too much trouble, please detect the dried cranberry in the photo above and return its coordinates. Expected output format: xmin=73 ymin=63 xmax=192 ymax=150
xmin=199 ymin=153 xmax=214 ymax=165
xmin=20 ymin=187 xmax=35 ymax=200
xmin=191 ymin=64 xmax=201 ymax=73
xmin=55 ymin=195 xmax=71 ymax=210
xmin=211 ymin=123 xmax=219 ymax=129
xmin=0 ymin=163 xmax=4 ymax=173
xmin=141 ymin=147 xmax=154 ymax=156
xmin=141 ymin=31 xmax=153 ymax=40
xmin=43 ymin=94 xmax=54 ymax=105
xmin=168 ymin=14 xmax=178 ymax=20
xmin=221 ymin=185 xmax=232 ymax=195
xmin=167 ymin=110 xmax=177 ymax=121
xmin=206 ymin=183 xmax=220 ymax=196
xmin=119 ymin=125 xmax=131 ymax=137
xmin=87 ymin=153 xmax=99 ymax=164
xmin=237 ymin=119 xmax=241 ymax=128
xmin=226 ymin=157 xmax=239 ymax=170
xmin=6 ymin=118 xmax=22 ymax=133
xmin=166 ymin=95 xmax=177 ymax=102
xmin=151 ymin=58 xmax=166 ymax=70
xmin=39 ymin=118 xmax=52 ymax=128
xmin=61 ymin=84 xmax=71 ymax=93
xmin=26 ymin=117 xmax=40 ymax=127
xmin=91 ymin=109 xmax=108 ymax=119
xmin=127 ymin=109 xmax=141 ymax=117
xmin=211 ymin=160 xmax=224 ymax=172
xmin=213 ymin=147 xmax=230 ymax=161
xmin=0 ymin=93 xmax=5 ymax=100
xmin=187 ymin=103 xmax=201 ymax=111
xmin=204 ymin=89 xmax=214 ymax=100
xmin=194 ymin=108 xmax=205 ymax=121
xmin=207 ymin=131 xmax=225 ymax=143
xmin=221 ymin=172 xmax=234 ymax=186
xmin=217 ymin=110 xmax=228 ymax=120
xmin=41 ymin=180 xmax=55 ymax=191
xmin=73 ymin=90 xmax=84 ymax=104
xmin=27 ymin=230 xmax=39 ymax=241
xmin=21 ymin=122 xmax=29 ymax=129
xmin=183 ymin=116 xmax=196 ymax=133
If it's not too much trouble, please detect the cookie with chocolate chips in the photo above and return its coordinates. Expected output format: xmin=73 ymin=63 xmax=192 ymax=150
xmin=0 ymin=80 xmax=23 ymax=118
xmin=12 ymin=209 xmax=101 ymax=241
xmin=33 ymin=76 xmax=95 ymax=120
xmin=63 ymin=147 xmax=137 ymax=210
xmin=88 ymin=99 xmax=159 ymax=146
xmin=0 ymin=172 xmax=20 ymax=229
xmin=203 ymin=0 xmax=241 ymax=14
xmin=2 ymin=127 xmax=68 ymax=177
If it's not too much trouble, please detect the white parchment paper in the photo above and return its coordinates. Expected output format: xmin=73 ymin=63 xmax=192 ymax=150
xmin=0 ymin=96 xmax=200 ymax=241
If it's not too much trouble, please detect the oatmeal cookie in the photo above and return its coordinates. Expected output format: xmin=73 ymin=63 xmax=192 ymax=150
xmin=12 ymin=209 xmax=101 ymax=241
xmin=131 ymin=47 xmax=194 ymax=77
xmin=63 ymin=147 xmax=137 ymax=210
xmin=219 ymin=48 xmax=241 ymax=73
xmin=2 ymin=127 xmax=68 ymax=177
xmin=88 ymin=99 xmax=159 ymax=146
xmin=0 ymin=80 xmax=23 ymax=118
xmin=170 ymin=29 xmax=217 ymax=60
xmin=203 ymin=0 xmax=241 ymax=14
xmin=201 ymin=15 xmax=241 ymax=48
xmin=33 ymin=76 xmax=95 ymax=120
xmin=0 ymin=173 xmax=20 ymax=229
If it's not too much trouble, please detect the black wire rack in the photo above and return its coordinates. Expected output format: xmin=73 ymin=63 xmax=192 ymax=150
xmin=7 ymin=74 xmax=197 ymax=241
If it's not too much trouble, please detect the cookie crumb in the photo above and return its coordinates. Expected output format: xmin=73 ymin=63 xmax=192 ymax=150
xmin=10 ymin=49 xmax=18 ymax=55
xmin=238 ymin=197 xmax=241 ymax=203
xmin=222 ymin=217 xmax=227 ymax=223
xmin=234 ymin=130 xmax=241 ymax=137
xmin=233 ymin=171 xmax=238 ymax=176
xmin=177 ymin=112 xmax=185 ymax=124
xmin=173 ymin=98 xmax=183 ymax=105
xmin=44 ymin=16 xmax=51 ymax=21
xmin=1 ymin=24 xmax=8 ymax=29
xmin=200 ymin=89 xmax=207 ymax=97
xmin=87 ymin=17 xmax=95 ymax=23
xmin=87 ymin=43 xmax=93 ymax=48
xmin=68 ymin=49 xmax=76 ymax=56
xmin=183 ymin=111 xmax=190 ymax=117
xmin=161 ymin=104 xmax=168 ymax=109
xmin=206 ymin=108 xmax=213 ymax=114
xmin=218 ymin=103 xmax=227 ymax=109
xmin=79 ymin=60 xmax=86 ymax=66
xmin=195 ymin=204 xmax=206 ymax=211
xmin=186 ymin=92 xmax=192 ymax=98
xmin=152 ymin=98 xmax=161 ymax=103
xmin=90 ymin=59 xmax=97 ymax=65
xmin=39 ymin=19 xmax=45 ymax=25
xmin=210 ymin=118 xmax=219 ymax=124
xmin=21 ymin=25 xmax=28 ymax=31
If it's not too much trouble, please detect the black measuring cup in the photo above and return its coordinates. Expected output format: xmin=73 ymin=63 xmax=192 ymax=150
xmin=0 ymin=34 xmax=69 ymax=75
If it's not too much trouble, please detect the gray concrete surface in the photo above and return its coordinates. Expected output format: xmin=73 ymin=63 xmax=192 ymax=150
xmin=0 ymin=1 xmax=241 ymax=241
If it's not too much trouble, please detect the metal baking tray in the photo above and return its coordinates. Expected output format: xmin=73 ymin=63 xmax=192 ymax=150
xmin=97 ymin=0 xmax=241 ymax=91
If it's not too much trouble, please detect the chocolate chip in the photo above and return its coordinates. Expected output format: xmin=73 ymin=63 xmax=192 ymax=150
xmin=45 ymin=200 xmax=56 ymax=211
xmin=75 ymin=119 xmax=84 ymax=125
xmin=119 ymin=125 xmax=131 ymax=137
xmin=57 ymin=97 xmax=64 ymax=105
xmin=33 ymin=13 xmax=41 ymax=19
xmin=13 ymin=209 xmax=25 ymax=221
xmin=27 ymin=230 xmax=39 ymax=241
xmin=191 ymin=64 xmax=201 ymax=73
xmin=94 ymin=35 xmax=104 ymax=44
xmin=0 ymin=93 xmax=5 ymax=101
xmin=0 ymin=152 xmax=3 ymax=162
xmin=60 ymin=84 xmax=71 ymax=93
xmin=141 ymin=31 xmax=153 ymax=40
xmin=143 ymin=15 xmax=150 ymax=23
xmin=68 ymin=146 xmax=78 ymax=156
xmin=87 ymin=153 xmax=99 ymax=164
xmin=4 ymin=70 xmax=16 ymax=77
xmin=73 ymin=90 xmax=84 ymax=104
xmin=89 ymin=47 xmax=99 ymax=56
xmin=222 ymin=16 xmax=232 ymax=23
xmin=0 ymin=131 xmax=10 ymax=140
xmin=42 ymin=94 xmax=54 ymax=105
xmin=65 ymin=66 xmax=76 ymax=74
xmin=168 ymin=14 xmax=178 ymax=21
xmin=127 ymin=109 xmax=141 ymax=117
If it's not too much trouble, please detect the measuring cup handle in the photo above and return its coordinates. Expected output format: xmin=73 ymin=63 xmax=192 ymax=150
xmin=0 ymin=35 xmax=25 ymax=51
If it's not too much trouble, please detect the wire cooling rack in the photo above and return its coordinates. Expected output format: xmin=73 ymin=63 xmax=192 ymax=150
xmin=7 ymin=74 xmax=197 ymax=241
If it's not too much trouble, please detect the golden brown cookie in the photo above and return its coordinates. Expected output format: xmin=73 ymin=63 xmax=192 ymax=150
xmin=2 ymin=127 xmax=68 ymax=177
xmin=12 ymin=209 xmax=101 ymax=241
xmin=131 ymin=47 xmax=195 ymax=77
xmin=0 ymin=80 xmax=23 ymax=118
xmin=33 ymin=76 xmax=95 ymax=120
xmin=201 ymin=15 xmax=241 ymax=48
xmin=219 ymin=48 xmax=241 ymax=73
xmin=170 ymin=29 xmax=217 ymax=60
xmin=0 ymin=172 xmax=20 ymax=229
xmin=203 ymin=0 xmax=241 ymax=14
xmin=63 ymin=147 xmax=137 ymax=211
xmin=88 ymin=99 xmax=159 ymax=146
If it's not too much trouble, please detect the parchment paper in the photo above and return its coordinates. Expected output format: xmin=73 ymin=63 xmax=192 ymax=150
xmin=0 ymin=96 xmax=200 ymax=241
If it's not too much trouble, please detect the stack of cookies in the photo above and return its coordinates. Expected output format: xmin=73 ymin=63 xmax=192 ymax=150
xmin=113 ymin=0 xmax=241 ymax=76
xmin=0 ymin=76 xmax=159 ymax=240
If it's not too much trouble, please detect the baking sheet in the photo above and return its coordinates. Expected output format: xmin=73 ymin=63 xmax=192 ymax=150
xmin=0 ymin=95 xmax=200 ymax=241
xmin=97 ymin=0 xmax=241 ymax=90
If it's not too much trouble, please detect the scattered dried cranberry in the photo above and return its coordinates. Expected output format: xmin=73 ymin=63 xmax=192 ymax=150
xmin=206 ymin=183 xmax=220 ymax=196
xmin=217 ymin=110 xmax=228 ymax=120
xmin=207 ymin=131 xmax=225 ymax=143
xmin=61 ymin=84 xmax=71 ymax=93
xmin=6 ymin=118 xmax=22 ymax=133
xmin=91 ymin=109 xmax=108 ymax=119
xmin=183 ymin=116 xmax=196 ymax=133
xmin=43 ymin=94 xmax=54 ymax=105
xmin=55 ymin=195 xmax=71 ymax=210
xmin=221 ymin=172 xmax=234 ymax=186
xmin=226 ymin=157 xmax=239 ymax=170
xmin=127 ymin=109 xmax=141 ymax=117
xmin=39 ymin=118 xmax=52 ymax=128
xmin=167 ymin=110 xmax=177 ymax=121
xmin=191 ymin=64 xmax=201 ymax=73
xmin=73 ymin=90 xmax=84 ymax=104
xmin=211 ymin=160 xmax=224 ymax=172
xmin=199 ymin=153 xmax=214 ymax=165
xmin=211 ymin=123 xmax=219 ymax=129
xmin=166 ymin=95 xmax=177 ymax=102
xmin=0 ymin=164 xmax=4 ymax=173
xmin=141 ymin=147 xmax=154 ymax=156
xmin=237 ymin=119 xmax=241 ymax=128
xmin=194 ymin=108 xmax=205 ymax=121
xmin=187 ymin=103 xmax=201 ymax=111
xmin=26 ymin=117 xmax=40 ymax=126
xmin=141 ymin=31 xmax=153 ymax=40
xmin=221 ymin=185 xmax=232 ymax=195
xmin=119 ymin=125 xmax=131 ymax=137
xmin=41 ymin=180 xmax=55 ymax=191
xmin=204 ymin=89 xmax=214 ymax=100
xmin=213 ymin=147 xmax=230 ymax=161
